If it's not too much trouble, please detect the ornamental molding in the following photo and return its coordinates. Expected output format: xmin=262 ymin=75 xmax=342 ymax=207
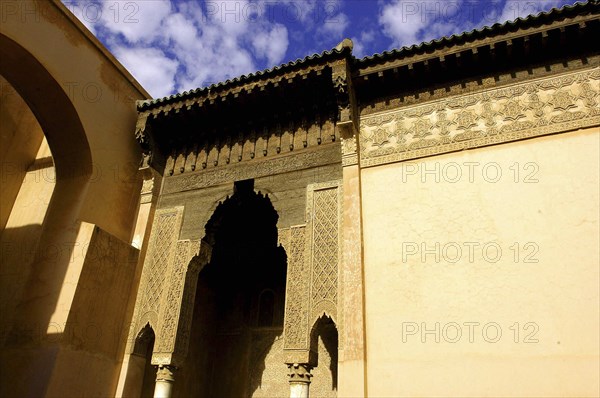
xmin=162 ymin=144 xmax=341 ymax=194
xmin=154 ymin=240 xmax=201 ymax=358
xmin=341 ymin=136 xmax=358 ymax=167
xmin=360 ymin=67 xmax=600 ymax=167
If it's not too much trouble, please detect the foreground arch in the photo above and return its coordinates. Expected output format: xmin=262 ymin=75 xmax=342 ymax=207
xmin=0 ymin=2 xmax=150 ymax=397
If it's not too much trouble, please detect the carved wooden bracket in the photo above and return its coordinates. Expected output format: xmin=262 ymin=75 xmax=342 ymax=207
xmin=331 ymin=54 xmax=360 ymax=169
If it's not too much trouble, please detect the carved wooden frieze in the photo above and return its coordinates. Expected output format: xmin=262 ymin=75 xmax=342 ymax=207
xmin=162 ymin=144 xmax=341 ymax=194
xmin=161 ymin=116 xmax=337 ymax=177
xmin=138 ymin=63 xmax=331 ymax=117
xmin=360 ymin=67 xmax=600 ymax=167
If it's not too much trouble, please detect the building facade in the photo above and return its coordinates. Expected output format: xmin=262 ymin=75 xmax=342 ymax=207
xmin=1 ymin=1 xmax=599 ymax=397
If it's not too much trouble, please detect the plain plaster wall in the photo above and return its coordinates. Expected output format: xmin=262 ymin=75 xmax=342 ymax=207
xmin=360 ymin=127 xmax=600 ymax=397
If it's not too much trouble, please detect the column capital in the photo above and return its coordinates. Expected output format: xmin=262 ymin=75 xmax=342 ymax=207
xmin=155 ymin=365 xmax=176 ymax=383
xmin=287 ymin=363 xmax=313 ymax=384
xmin=153 ymin=365 xmax=176 ymax=398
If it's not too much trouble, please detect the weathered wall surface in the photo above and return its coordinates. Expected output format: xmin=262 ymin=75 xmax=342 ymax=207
xmin=360 ymin=126 xmax=599 ymax=396
xmin=44 ymin=226 xmax=140 ymax=397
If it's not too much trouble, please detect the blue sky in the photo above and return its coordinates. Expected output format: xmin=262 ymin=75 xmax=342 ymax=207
xmin=62 ymin=0 xmax=580 ymax=98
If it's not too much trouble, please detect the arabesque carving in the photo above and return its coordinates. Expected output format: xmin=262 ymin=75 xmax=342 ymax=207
xmin=282 ymin=180 xmax=342 ymax=365
xmin=360 ymin=67 xmax=600 ymax=167
xmin=283 ymin=226 xmax=310 ymax=352
xmin=126 ymin=207 xmax=184 ymax=355
xmin=152 ymin=239 xmax=211 ymax=366
xmin=306 ymin=181 xmax=342 ymax=326
xmin=139 ymin=207 xmax=183 ymax=320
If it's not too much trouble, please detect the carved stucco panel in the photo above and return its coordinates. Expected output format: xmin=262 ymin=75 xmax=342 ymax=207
xmin=126 ymin=207 xmax=184 ymax=354
xmin=283 ymin=180 xmax=343 ymax=364
xmin=249 ymin=332 xmax=288 ymax=398
xmin=171 ymin=241 xmax=212 ymax=363
xmin=360 ymin=67 xmax=600 ymax=167
xmin=306 ymin=181 xmax=343 ymax=327
xmin=154 ymin=240 xmax=201 ymax=358
xmin=283 ymin=225 xmax=310 ymax=351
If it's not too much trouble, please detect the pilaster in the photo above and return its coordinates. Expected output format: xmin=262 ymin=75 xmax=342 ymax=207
xmin=332 ymin=39 xmax=368 ymax=397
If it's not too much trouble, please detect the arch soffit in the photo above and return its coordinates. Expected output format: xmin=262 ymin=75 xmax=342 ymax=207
xmin=0 ymin=33 xmax=92 ymax=180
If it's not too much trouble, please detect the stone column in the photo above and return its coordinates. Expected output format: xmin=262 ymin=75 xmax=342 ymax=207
xmin=153 ymin=365 xmax=176 ymax=398
xmin=287 ymin=363 xmax=312 ymax=398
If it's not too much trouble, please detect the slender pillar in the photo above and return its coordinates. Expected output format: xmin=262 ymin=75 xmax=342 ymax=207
xmin=287 ymin=363 xmax=312 ymax=398
xmin=153 ymin=365 xmax=176 ymax=398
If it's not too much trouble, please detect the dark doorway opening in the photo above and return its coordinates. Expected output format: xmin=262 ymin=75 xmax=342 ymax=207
xmin=178 ymin=180 xmax=287 ymax=397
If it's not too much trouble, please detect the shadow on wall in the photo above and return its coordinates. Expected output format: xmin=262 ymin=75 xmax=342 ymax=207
xmin=0 ymin=224 xmax=44 ymax=347
xmin=311 ymin=315 xmax=339 ymax=393
xmin=0 ymin=221 xmax=140 ymax=397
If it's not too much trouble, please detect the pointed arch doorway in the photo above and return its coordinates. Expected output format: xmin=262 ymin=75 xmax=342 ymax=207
xmin=175 ymin=180 xmax=288 ymax=397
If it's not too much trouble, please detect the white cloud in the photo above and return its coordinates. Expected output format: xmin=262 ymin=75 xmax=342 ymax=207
xmin=58 ymin=1 xmax=328 ymax=99
xmin=99 ymin=0 xmax=172 ymax=43
xmin=252 ymin=24 xmax=289 ymax=66
xmin=379 ymin=0 xmax=464 ymax=47
xmin=421 ymin=20 xmax=460 ymax=42
xmin=163 ymin=13 xmax=198 ymax=49
xmin=112 ymin=46 xmax=178 ymax=97
xmin=318 ymin=12 xmax=349 ymax=40
xmin=379 ymin=0 xmax=425 ymax=47
xmin=352 ymin=30 xmax=376 ymax=58
xmin=64 ymin=0 xmax=296 ymax=97
xmin=260 ymin=0 xmax=319 ymax=23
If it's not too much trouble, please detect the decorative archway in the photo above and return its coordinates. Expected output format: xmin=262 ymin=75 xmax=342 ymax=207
xmin=174 ymin=180 xmax=288 ymax=397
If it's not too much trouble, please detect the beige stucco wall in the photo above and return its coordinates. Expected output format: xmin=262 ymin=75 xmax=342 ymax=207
xmin=0 ymin=221 xmax=140 ymax=397
xmin=0 ymin=137 xmax=55 ymax=348
xmin=0 ymin=2 xmax=150 ymax=396
xmin=0 ymin=76 xmax=46 ymax=232
xmin=360 ymin=127 xmax=599 ymax=397
xmin=1 ymin=0 xmax=149 ymax=242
